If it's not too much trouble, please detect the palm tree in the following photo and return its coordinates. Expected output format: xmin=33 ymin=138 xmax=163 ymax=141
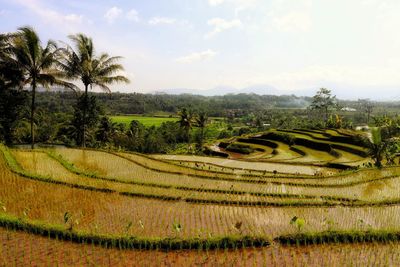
xmin=8 ymin=27 xmax=76 ymax=149
xmin=0 ymin=32 xmax=23 ymax=90
xmin=178 ymin=108 xmax=193 ymax=143
xmin=58 ymin=34 xmax=129 ymax=147
xmin=0 ymin=32 xmax=11 ymax=59
xmin=96 ymin=116 xmax=117 ymax=143
xmin=195 ymin=112 xmax=208 ymax=149
xmin=363 ymin=127 xmax=390 ymax=168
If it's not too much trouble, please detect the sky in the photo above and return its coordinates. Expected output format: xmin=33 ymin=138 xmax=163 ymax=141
xmin=1 ymin=0 xmax=400 ymax=99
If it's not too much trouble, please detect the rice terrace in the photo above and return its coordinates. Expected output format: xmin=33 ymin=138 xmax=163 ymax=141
xmin=2 ymin=127 xmax=400 ymax=266
xmin=2 ymin=0 xmax=400 ymax=266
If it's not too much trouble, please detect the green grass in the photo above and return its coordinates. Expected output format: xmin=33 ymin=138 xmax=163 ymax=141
xmin=110 ymin=115 xmax=178 ymax=127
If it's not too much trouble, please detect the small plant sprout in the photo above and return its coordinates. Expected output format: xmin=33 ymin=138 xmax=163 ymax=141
xmin=64 ymin=212 xmax=72 ymax=224
xmin=172 ymin=221 xmax=182 ymax=237
xmin=323 ymin=218 xmax=335 ymax=231
xmin=234 ymin=221 xmax=243 ymax=234
xmin=63 ymin=212 xmax=74 ymax=230
xmin=290 ymin=216 xmax=305 ymax=232
xmin=125 ymin=221 xmax=133 ymax=234
xmin=357 ymin=218 xmax=372 ymax=230
xmin=138 ymin=220 xmax=144 ymax=230
xmin=22 ymin=207 xmax=30 ymax=218
xmin=93 ymin=224 xmax=99 ymax=233
xmin=0 ymin=201 xmax=6 ymax=212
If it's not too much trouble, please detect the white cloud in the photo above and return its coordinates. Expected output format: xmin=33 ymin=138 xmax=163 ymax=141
xmin=205 ymin=18 xmax=242 ymax=38
xmin=126 ymin=9 xmax=139 ymax=22
xmin=208 ymin=0 xmax=225 ymax=6
xmin=267 ymin=0 xmax=312 ymax=33
xmin=148 ymin=17 xmax=176 ymax=25
xmin=245 ymin=64 xmax=400 ymax=94
xmin=207 ymin=0 xmax=259 ymax=13
xmin=176 ymin=49 xmax=217 ymax=63
xmin=104 ymin=7 xmax=122 ymax=24
xmin=13 ymin=0 xmax=88 ymax=30
xmin=64 ymin=14 xmax=84 ymax=24
xmin=233 ymin=0 xmax=259 ymax=14
xmin=272 ymin=11 xmax=312 ymax=32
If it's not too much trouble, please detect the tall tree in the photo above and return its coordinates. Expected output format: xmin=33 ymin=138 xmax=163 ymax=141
xmin=0 ymin=33 xmax=28 ymax=144
xmin=96 ymin=116 xmax=117 ymax=143
xmin=71 ymin=94 xmax=101 ymax=146
xmin=177 ymin=108 xmax=193 ymax=143
xmin=363 ymin=127 xmax=390 ymax=168
xmin=358 ymin=99 xmax=374 ymax=124
xmin=194 ymin=111 xmax=208 ymax=149
xmin=0 ymin=32 xmax=21 ymax=89
xmin=126 ymin=120 xmax=145 ymax=151
xmin=58 ymin=34 xmax=129 ymax=147
xmin=8 ymin=27 xmax=75 ymax=148
xmin=310 ymin=88 xmax=337 ymax=124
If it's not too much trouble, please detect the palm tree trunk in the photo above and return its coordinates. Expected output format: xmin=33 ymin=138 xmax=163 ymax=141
xmin=325 ymin=107 xmax=328 ymax=123
xmin=186 ymin=127 xmax=190 ymax=144
xmin=30 ymin=80 xmax=36 ymax=149
xmin=200 ymin=127 xmax=204 ymax=148
xmin=82 ymin=84 xmax=88 ymax=147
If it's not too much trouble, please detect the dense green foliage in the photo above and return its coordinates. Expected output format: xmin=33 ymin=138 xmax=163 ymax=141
xmin=110 ymin=115 xmax=178 ymax=127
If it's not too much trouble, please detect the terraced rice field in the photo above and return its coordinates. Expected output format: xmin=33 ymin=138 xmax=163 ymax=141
xmin=220 ymin=128 xmax=370 ymax=166
xmin=0 ymin=129 xmax=400 ymax=265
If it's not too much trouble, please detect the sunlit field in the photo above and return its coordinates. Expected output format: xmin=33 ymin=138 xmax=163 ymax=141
xmin=110 ymin=115 xmax=178 ymax=127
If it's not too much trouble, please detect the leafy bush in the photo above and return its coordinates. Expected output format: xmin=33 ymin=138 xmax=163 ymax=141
xmin=226 ymin=143 xmax=255 ymax=154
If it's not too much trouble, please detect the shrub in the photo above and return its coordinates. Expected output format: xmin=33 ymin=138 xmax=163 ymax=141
xmin=237 ymin=138 xmax=278 ymax=149
xmin=226 ymin=143 xmax=255 ymax=154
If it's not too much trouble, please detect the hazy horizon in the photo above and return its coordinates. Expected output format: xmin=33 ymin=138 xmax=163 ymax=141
xmin=1 ymin=0 xmax=400 ymax=100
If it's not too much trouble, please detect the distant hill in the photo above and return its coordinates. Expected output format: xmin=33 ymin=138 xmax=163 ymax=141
xmin=151 ymin=84 xmax=400 ymax=101
xmin=152 ymin=84 xmax=288 ymax=96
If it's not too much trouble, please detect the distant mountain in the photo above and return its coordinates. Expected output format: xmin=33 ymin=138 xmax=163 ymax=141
xmin=151 ymin=86 xmax=238 ymax=96
xmin=36 ymin=87 xmax=71 ymax=92
xmin=152 ymin=84 xmax=285 ymax=96
xmin=150 ymin=83 xmax=400 ymax=101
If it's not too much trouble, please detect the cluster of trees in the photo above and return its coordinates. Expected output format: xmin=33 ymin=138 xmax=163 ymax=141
xmin=308 ymin=88 xmax=400 ymax=167
xmin=30 ymin=90 xmax=383 ymax=126
xmin=30 ymin=91 xmax=314 ymax=117
xmin=0 ymin=26 xmax=129 ymax=148
xmin=88 ymin=109 xmax=210 ymax=153
xmin=308 ymin=88 xmax=374 ymax=128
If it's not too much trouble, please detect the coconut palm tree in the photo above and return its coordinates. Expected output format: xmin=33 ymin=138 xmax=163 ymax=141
xmin=0 ymin=32 xmax=23 ymax=90
xmin=178 ymin=108 xmax=193 ymax=143
xmin=96 ymin=116 xmax=117 ymax=143
xmin=8 ymin=27 xmax=76 ymax=149
xmin=194 ymin=111 xmax=208 ymax=149
xmin=0 ymin=32 xmax=11 ymax=59
xmin=58 ymin=34 xmax=129 ymax=147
